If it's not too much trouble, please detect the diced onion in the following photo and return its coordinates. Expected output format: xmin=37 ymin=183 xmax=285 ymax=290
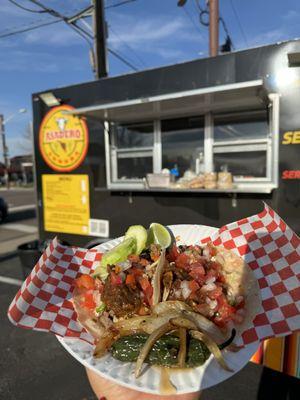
xmin=205 ymin=276 xmax=216 ymax=285
xmin=202 ymin=283 xmax=216 ymax=291
xmin=206 ymin=297 xmax=217 ymax=310
xmin=180 ymin=281 xmax=192 ymax=299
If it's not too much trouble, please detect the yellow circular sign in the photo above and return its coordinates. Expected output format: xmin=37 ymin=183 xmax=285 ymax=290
xmin=39 ymin=105 xmax=88 ymax=172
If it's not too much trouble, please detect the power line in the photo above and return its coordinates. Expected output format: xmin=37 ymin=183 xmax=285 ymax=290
xmin=229 ymin=0 xmax=248 ymax=47
xmin=182 ymin=4 xmax=203 ymax=34
xmin=7 ymin=0 xmax=46 ymax=13
xmin=0 ymin=19 xmax=60 ymax=39
xmin=108 ymin=48 xmax=138 ymax=71
xmin=105 ymin=0 xmax=138 ymax=9
xmin=28 ymin=1 xmax=139 ymax=71
xmin=4 ymin=0 xmax=139 ymax=72
xmin=109 ymin=25 xmax=147 ymax=68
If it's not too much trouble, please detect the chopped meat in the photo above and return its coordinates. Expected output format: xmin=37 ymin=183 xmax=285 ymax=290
xmin=102 ymin=276 xmax=141 ymax=318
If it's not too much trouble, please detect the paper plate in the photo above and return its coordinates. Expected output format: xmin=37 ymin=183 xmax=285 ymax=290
xmin=57 ymin=224 xmax=259 ymax=395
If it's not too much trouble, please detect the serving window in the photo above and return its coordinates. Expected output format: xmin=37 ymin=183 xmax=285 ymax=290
xmin=212 ymin=110 xmax=272 ymax=182
xmin=110 ymin=122 xmax=155 ymax=183
xmin=161 ymin=117 xmax=204 ymax=174
xmin=67 ymin=80 xmax=279 ymax=193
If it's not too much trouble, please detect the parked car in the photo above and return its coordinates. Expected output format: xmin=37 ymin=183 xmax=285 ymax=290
xmin=0 ymin=197 xmax=8 ymax=223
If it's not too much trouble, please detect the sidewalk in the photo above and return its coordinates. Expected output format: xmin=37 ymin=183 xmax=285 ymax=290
xmin=0 ymin=233 xmax=38 ymax=258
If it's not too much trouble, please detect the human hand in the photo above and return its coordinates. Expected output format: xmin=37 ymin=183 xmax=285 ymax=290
xmin=86 ymin=367 xmax=201 ymax=400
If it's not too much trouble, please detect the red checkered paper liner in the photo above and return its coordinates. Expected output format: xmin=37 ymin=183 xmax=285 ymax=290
xmin=7 ymin=204 xmax=300 ymax=347
xmin=200 ymin=203 xmax=300 ymax=345
xmin=8 ymin=238 xmax=100 ymax=344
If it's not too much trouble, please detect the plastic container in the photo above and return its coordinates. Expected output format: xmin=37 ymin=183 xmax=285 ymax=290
xmin=146 ymin=173 xmax=170 ymax=188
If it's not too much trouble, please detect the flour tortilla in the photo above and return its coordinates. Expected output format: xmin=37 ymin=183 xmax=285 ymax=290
xmin=214 ymin=246 xmax=261 ymax=338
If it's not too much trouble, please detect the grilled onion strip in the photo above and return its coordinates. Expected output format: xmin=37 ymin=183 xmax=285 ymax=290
xmin=177 ymin=327 xmax=187 ymax=368
xmin=152 ymin=249 xmax=166 ymax=306
xmin=170 ymin=316 xmax=232 ymax=372
xmin=135 ymin=321 xmax=174 ymax=378
xmin=190 ymin=330 xmax=232 ymax=372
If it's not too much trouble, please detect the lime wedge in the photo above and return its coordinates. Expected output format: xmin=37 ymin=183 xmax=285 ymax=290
xmin=124 ymin=225 xmax=148 ymax=255
xmin=148 ymin=223 xmax=172 ymax=249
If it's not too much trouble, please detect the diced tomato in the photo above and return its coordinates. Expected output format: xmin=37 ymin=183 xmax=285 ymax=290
xmin=207 ymin=242 xmax=217 ymax=257
xmin=139 ymin=258 xmax=149 ymax=267
xmin=207 ymin=286 xmax=223 ymax=300
xmin=217 ymin=274 xmax=226 ymax=283
xmin=139 ymin=277 xmax=150 ymax=291
xmin=167 ymin=245 xmax=180 ymax=262
xmin=74 ymin=274 xmax=95 ymax=290
xmin=125 ymin=274 xmax=136 ymax=286
xmin=214 ymin=295 xmax=236 ymax=327
xmin=189 ymin=263 xmax=206 ymax=284
xmin=210 ymin=261 xmax=221 ymax=271
xmin=138 ymin=277 xmax=153 ymax=305
xmin=128 ymin=254 xmax=140 ymax=263
xmin=110 ymin=271 xmax=122 ymax=286
xmin=188 ymin=280 xmax=200 ymax=293
xmin=235 ymin=299 xmax=245 ymax=310
xmin=175 ymin=253 xmax=190 ymax=269
xmin=81 ymin=290 xmax=96 ymax=309
xmin=130 ymin=267 xmax=143 ymax=278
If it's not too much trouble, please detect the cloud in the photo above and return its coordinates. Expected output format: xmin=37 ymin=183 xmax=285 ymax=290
xmin=283 ymin=10 xmax=300 ymax=20
xmin=23 ymin=22 xmax=82 ymax=46
xmin=109 ymin=18 xmax=187 ymax=48
xmin=107 ymin=12 xmax=204 ymax=61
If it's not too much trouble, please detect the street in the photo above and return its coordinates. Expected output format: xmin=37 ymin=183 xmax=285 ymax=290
xmin=0 ymin=188 xmax=36 ymax=211
xmin=0 ymin=189 xmax=37 ymax=256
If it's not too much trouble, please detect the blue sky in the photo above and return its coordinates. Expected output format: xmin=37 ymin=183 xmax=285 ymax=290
xmin=1 ymin=0 xmax=300 ymax=160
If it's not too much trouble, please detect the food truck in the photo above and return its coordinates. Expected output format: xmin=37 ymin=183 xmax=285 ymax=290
xmin=33 ymin=39 xmax=300 ymax=247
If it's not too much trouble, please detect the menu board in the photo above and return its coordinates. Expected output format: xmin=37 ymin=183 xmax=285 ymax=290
xmin=42 ymin=174 xmax=90 ymax=235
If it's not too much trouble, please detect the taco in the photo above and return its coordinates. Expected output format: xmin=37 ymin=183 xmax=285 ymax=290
xmin=72 ymin=225 xmax=261 ymax=377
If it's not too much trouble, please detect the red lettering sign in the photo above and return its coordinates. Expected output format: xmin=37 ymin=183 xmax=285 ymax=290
xmin=282 ymin=170 xmax=300 ymax=179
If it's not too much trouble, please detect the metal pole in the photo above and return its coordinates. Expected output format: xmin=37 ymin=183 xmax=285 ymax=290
xmin=93 ymin=0 xmax=108 ymax=78
xmin=0 ymin=114 xmax=10 ymax=189
xmin=209 ymin=0 xmax=219 ymax=56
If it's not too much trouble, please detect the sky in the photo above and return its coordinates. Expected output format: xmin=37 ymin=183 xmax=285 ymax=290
xmin=1 ymin=0 xmax=300 ymax=160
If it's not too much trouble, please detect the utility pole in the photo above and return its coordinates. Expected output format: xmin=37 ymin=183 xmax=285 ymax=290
xmin=93 ymin=0 xmax=108 ymax=78
xmin=209 ymin=0 xmax=219 ymax=56
xmin=0 ymin=114 xmax=10 ymax=189
xmin=178 ymin=0 xmax=220 ymax=57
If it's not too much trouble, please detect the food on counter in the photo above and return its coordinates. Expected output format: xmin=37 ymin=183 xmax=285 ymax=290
xmin=188 ymin=174 xmax=204 ymax=188
xmin=72 ymin=223 xmax=260 ymax=382
xmin=204 ymin=172 xmax=217 ymax=189
xmin=218 ymin=172 xmax=233 ymax=189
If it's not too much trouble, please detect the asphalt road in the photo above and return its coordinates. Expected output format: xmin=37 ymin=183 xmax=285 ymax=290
xmin=0 ymin=188 xmax=37 ymax=256
xmin=0 ymin=217 xmax=38 ymax=256
xmin=0 ymin=257 xmax=299 ymax=400
xmin=0 ymin=188 xmax=36 ymax=210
